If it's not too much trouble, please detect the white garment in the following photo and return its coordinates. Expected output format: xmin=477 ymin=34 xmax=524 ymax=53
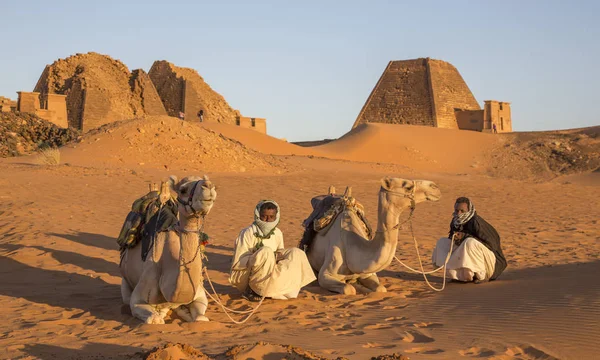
xmin=229 ymin=225 xmax=316 ymax=298
xmin=432 ymin=237 xmax=496 ymax=282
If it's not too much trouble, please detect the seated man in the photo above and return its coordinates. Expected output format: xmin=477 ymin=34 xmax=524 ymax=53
xmin=432 ymin=197 xmax=507 ymax=283
xmin=229 ymin=200 xmax=316 ymax=301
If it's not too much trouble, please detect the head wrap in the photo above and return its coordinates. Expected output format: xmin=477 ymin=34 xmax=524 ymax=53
xmin=253 ymin=200 xmax=280 ymax=240
xmin=453 ymin=198 xmax=476 ymax=228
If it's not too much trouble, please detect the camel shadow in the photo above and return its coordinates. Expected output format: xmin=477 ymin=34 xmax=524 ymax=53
xmin=30 ymin=245 xmax=120 ymax=277
xmin=0 ymin=244 xmax=125 ymax=322
xmin=22 ymin=342 xmax=143 ymax=360
xmin=48 ymin=231 xmax=116 ymax=251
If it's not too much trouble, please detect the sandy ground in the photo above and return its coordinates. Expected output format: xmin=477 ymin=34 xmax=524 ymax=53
xmin=0 ymin=119 xmax=599 ymax=359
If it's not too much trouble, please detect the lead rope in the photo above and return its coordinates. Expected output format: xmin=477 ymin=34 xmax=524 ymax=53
xmin=197 ymin=216 xmax=266 ymax=324
xmin=394 ymin=223 xmax=455 ymax=292
xmin=201 ymin=267 xmax=265 ymax=325
xmin=385 ymin=181 xmax=455 ymax=291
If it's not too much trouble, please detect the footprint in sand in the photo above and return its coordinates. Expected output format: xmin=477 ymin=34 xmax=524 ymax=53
xmin=382 ymin=304 xmax=409 ymax=310
xmin=335 ymin=330 xmax=366 ymax=336
xmin=412 ymin=322 xmax=443 ymax=329
xmin=504 ymin=345 xmax=559 ymax=360
xmin=405 ymin=347 xmax=445 ymax=354
xmin=458 ymin=347 xmax=496 ymax=357
xmin=395 ymin=330 xmax=435 ymax=343
xmin=363 ymin=323 xmax=393 ymax=330
xmin=385 ymin=316 xmax=407 ymax=322
xmin=361 ymin=342 xmax=396 ymax=349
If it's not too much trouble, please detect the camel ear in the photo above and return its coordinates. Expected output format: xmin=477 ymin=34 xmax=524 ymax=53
xmin=381 ymin=177 xmax=394 ymax=190
xmin=168 ymin=175 xmax=179 ymax=192
xmin=203 ymin=174 xmax=210 ymax=181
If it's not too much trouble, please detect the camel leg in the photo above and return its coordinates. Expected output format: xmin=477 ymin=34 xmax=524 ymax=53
xmin=121 ymin=278 xmax=133 ymax=304
xmin=189 ymin=287 xmax=209 ymax=322
xmin=173 ymin=286 xmax=209 ymax=322
xmin=130 ymin=264 xmax=165 ymax=324
xmin=318 ymin=247 xmax=356 ymax=295
xmin=358 ymin=274 xmax=387 ymax=293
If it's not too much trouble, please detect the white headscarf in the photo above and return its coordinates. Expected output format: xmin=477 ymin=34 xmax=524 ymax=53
xmin=453 ymin=198 xmax=476 ymax=228
xmin=253 ymin=200 xmax=280 ymax=239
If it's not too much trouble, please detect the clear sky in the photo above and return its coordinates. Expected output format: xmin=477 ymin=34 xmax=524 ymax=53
xmin=1 ymin=1 xmax=598 ymax=141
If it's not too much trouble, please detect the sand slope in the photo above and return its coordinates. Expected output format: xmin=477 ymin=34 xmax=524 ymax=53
xmin=51 ymin=116 xmax=292 ymax=173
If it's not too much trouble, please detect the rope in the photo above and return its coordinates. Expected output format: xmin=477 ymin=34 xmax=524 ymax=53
xmin=394 ymin=223 xmax=456 ymax=292
xmin=380 ymin=181 xmax=456 ymax=291
xmin=201 ymin=267 xmax=266 ymax=325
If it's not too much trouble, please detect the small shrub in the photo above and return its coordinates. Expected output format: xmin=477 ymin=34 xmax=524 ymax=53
xmin=36 ymin=147 xmax=60 ymax=165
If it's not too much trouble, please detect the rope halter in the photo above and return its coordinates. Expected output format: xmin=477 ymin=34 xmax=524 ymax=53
xmin=176 ymin=180 xmax=205 ymax=217
xmin=379 ymin=180 xmax=417 ymax=232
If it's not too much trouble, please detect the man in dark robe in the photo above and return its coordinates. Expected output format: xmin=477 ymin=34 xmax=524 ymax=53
xmin=432 ymin=197 xmax=507 ymax=282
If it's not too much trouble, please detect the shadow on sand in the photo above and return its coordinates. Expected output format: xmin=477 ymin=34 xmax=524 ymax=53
xmin=22 ymin=342 xmax=143 ymax=360
xmin=49 ymin=231 xmax=117 ymax=251
xmin=0 ymin=243 xmax=124 ymax=322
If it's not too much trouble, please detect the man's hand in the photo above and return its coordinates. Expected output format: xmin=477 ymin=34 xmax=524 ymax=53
xmin=454 ymin=232 xmax=466 ymax=245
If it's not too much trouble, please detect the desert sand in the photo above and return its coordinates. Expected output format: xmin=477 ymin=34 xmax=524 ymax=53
xmin=0 ymin=116 xmax=599 ymax=359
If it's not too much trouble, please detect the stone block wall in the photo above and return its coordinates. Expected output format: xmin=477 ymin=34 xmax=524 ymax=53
xmin=253 ymin=118 xmax=267 ymax=134
xmin=44 ymin=94 xmax=68 ymax=128
xmin=455 ymin=109 xmax=484 ymax=131
xmin=353 ymin=59 xmax=434 ymax=128
xmin=428 ymin=59 xmax=481 ymax=129
xmin=236 ymin=116 xmax=252 ymax=128
xmin=17 ymin=92 xmax=40 ymax=113
xmin=149 ymin=60 xmax=237 ymax=124
xmin=80 ymin=87 xmax=114 ymax=132
xmin=183 ymin=80 xmax=204 ymax=122
xmin=148 ymin=61 xmax=185 ymax=117
xmin=236 ymin=116 xmax=267 ymax=134
xmin=129 ymin=69 xmax=167 ymax=117
xmin=484 ymin=101 xmax=512 ymax=132
xmin=0 ymin=96 xmax=16 ymax=112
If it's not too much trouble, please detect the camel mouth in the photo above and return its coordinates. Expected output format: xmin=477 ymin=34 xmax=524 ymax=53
xmin=427 ymin=194 xmax=441 ymax=202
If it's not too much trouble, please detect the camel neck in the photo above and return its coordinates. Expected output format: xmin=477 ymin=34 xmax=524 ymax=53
xmin=177 ymin=216 xmax=202 ymax=233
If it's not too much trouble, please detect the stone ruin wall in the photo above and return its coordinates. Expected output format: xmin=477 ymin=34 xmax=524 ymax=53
xmin=130 ymin=70 xmax=167 ymax=118
xmin=148 ymin=61 xmax=185 ymax=117
xmin=34 ymin=53 xmax=166 ymax=131
xmin=354 ymin=59 xmax=434 ymax=128
xmin=428 ymin=59 xmax=480 ymax=129
xmin=149 ymin=60 xmax=239 ymax=124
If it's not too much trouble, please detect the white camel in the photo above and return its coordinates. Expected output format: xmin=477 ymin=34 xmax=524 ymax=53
xmin=120 ymin=175 xmax=217 ymax=324
xmin=307 ymin=177 xmax=441 ymax=295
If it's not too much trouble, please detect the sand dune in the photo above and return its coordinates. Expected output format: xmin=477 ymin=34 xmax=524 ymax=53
xmin=55 ymin=115 xmax=291 ymax=173
xmin=314 ymin=123 xmax=499 ymax=172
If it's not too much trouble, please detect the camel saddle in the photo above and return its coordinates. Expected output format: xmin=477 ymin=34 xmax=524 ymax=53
xmin=117 ymin=189 xmax=178 ymax=261
xmin=298 ymin=194 xmax=372 ymax=251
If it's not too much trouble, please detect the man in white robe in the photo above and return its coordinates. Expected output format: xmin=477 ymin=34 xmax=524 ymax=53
xmin=229 ymin=200 xmax=316 ymax=301
xmin=432 ymin=197 xmax=507 ymax=283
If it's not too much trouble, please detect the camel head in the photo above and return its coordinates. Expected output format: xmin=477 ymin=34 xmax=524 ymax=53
xmin=168 ymin=175 xmax=217 ymax=218
xmin=379 ymin=177 xmax=441 ymax=219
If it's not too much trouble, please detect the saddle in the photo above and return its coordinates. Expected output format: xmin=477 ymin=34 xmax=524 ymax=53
xmin=298 ymin=187 xmax=372 ymax=252
xmin=117 ymin=183 xmax=178 ymax=261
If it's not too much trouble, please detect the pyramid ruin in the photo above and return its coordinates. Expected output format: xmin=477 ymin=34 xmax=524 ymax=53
xmin=33 ymin=52 xmax=166 ymax=131
xmin=353 ymin=58 xmax=486 ymax=130
xmin=149 ymin=60 xmax=240 ymax=124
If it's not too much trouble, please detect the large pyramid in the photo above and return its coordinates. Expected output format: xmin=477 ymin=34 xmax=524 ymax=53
xmin=34 ymin=52 xmax=166 ymax=131
xmin=353 ymin=58 xmax=480 ymax=129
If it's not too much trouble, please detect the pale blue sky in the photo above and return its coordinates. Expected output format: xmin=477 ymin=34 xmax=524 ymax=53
xmin=1 ymin=1 xmax=598 ymax=141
